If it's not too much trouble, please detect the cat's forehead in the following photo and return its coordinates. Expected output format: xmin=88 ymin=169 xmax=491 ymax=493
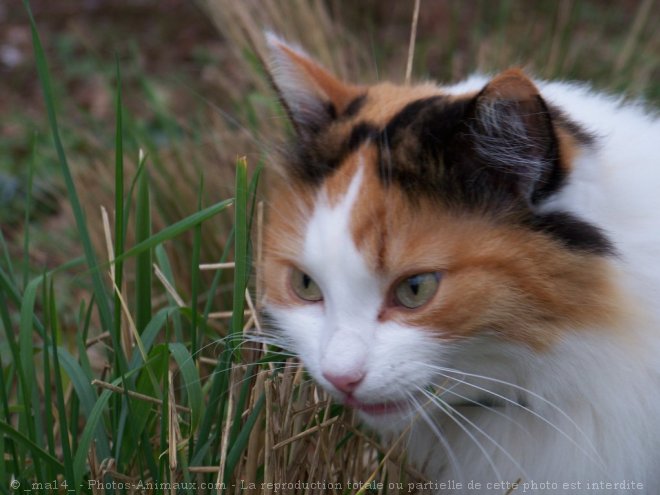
xmin=307 ymin=145 xmax=458 ymax=275
xmin=348 ymin=82 xmax=447 ymax=123
xmin=289 ymin=82 xmax=475 ymax=193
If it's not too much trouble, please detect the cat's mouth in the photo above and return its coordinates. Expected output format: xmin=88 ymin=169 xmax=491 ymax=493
xmin=343 ymin=396 xmax=409 ymax=416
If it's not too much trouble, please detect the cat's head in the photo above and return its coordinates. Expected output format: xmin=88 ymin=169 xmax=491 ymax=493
xmin=259 ymin=35 xmax=620 ymax=428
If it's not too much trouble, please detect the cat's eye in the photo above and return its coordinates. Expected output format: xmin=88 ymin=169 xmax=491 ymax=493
xmin=393 ymin=272 xmax=440 ymax=309
xmin=290 ymin=268 xmax=323 ymax=302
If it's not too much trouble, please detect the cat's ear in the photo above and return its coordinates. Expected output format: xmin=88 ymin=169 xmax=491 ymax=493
xmin=471 ymin=69 xmax=560 ymax=204
xmin=264 ymin=33 xmax=361 ymax=138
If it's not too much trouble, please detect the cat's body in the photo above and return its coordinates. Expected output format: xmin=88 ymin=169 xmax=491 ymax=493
xmin=260 ymin=35 xmax=660 ymax=493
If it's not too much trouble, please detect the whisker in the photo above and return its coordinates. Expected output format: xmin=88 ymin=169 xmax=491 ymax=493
xmin=415 ymin=385 xmax=504 ymax=482
xmin=406 ymin=391 xmax=466 ymax=485
xmin=421 ymin=387 xmax=531 ymax=482
xmin=430 ymin=381 xmax=533 ymax=438
xmin=173 ymin=361 xmax=307 ymax=396
xmin=424 ymin=365 xmax=606 ymax=470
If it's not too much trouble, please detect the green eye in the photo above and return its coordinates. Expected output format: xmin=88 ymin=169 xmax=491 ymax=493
xmin=290 ymin=268 xmax=323 ymax=302
xmin=393 ymin=272 xmax=440 ymax=309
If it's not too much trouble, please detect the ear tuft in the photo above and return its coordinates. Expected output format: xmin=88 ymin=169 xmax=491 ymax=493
xmin=470 ymin=69 xmax=560 ymax=204
xmin=264 ymin=33 xmax=360 ymax=138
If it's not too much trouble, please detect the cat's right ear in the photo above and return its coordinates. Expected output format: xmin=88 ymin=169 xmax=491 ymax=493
xmin=264 ymin=33 xmax=361 ymax=138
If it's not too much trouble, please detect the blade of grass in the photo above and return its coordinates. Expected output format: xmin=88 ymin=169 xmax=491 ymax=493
xmin=22 ymin=133 xmax=36 ymax=290
xmin=169 ymin=343 xmax=203 ymax=431
xmin=47 ymin=280 xmax=75 ymax=486
xmin=24 ymin=0 xmax=113 ymax=336
xmin=223 ymin=393 xmax=265 ymax=483
xmin=230 ymin=158 xmax=248 ymax=352
xmin=135 ymin=165 xmax=152 ymax=333
xmin=0 ymin=287 xmax=21 ymax=392
xmin=0 ymin=231 xmax=16 ymax=287
xmin=190 ymin=173 xmax=203 ymax=356
xmin=154 ymin=246 xmax=184 ymax=341
xmin=18 ymin=275 xmax=40 ymax=448
xmin=72 ymin=388 xmax=113 ymax=481
xmin=227 ymin=364 xmax=256 ymax=454
xmin=0 ymin=421 xmax=64 ymax=473
xmin=57 ymin=349 xmax=111 ymax=461
xmin=188 ymin=173 xmax=204 ymax=462
xmin=0 ymin=257 xmax=84 ymax=310
xmin=191 ymin=347 xmax=232 ymax=465
xmin=75 ymin=297 xmax=95 ymax=377
xmin=128 ymin=306 xmax=181 ymax=370
xmin=201 ymin=226 xmax=235 ymax=331
xmin=109 ymin=199 xmax=233 ymax=266
xmin=0 ymin=353 xmax=20 ymax=478
xmin=113 ymin=60 xmax=127 ymax=447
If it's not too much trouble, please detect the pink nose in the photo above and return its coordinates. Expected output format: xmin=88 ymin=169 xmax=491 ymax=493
xmin=322 ymin=370 xmax=365 ymax=394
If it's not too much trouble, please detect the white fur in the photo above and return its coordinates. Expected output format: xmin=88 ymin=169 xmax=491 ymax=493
xmin=266 ymin=77 xmax=660 ymax=493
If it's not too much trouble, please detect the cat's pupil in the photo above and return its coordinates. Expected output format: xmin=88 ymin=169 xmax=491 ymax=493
xmin=409 ymin=277 xmax=421 ymax=295
xmin=302 ymin=273 xmax=311 ymax=289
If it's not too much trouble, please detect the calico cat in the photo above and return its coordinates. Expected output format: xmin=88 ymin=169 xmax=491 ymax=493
xmin=259 ymin=34 xmax=660 ymax=493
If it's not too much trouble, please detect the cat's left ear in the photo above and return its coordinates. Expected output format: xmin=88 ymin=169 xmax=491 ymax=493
xmin=471 ymin=69 xmax=561 ymax=204
xmin=264 ymin=33 xmax=362 ymax=138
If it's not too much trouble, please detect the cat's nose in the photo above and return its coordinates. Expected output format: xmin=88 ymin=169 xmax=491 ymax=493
xmin=322 ymin=370 xmax=365 ymax=394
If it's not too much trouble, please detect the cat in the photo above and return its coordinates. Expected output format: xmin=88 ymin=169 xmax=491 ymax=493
xmin=258 ymin=33 xmax=660 ymax=494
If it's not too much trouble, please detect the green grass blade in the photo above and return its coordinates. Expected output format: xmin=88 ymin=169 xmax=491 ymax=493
xmin=230 ymin=158 xmax=248 ymax=346
xmin=23 ymin=0 xmax=113 ymax=336
xmin=190 ymin=173 xmax=203 ymax=357
xmin=47 ymin=282 xmax=75 ymax=486
xmin=187 ymin=173 xmax=204 ymax=463
xmin=22 ymin=133 xmax=36 ymax=290
xmin=110 ymin=198 xmax=233 ymax=266
xmin=57 ymin=348 xmax=111 ymax=461
xmin=0 ymin=231 xmax=16 ymax=287
xmin=113 ymin=57 xmax=127 ymax=394
xmin=201 ymin=226 xmax=235 ymax=325
xmin=18 ymin=275 xmax=40 ymax=444
xmin=72 ymin=388 xmax=113 ymax=480
xmin=154 ymin=246 xmax=184 ymax=342
xmin=0 ymin=421 xmax=64 ymax=473
xmin=75 ymin=298 xmax=95 ymax=377
xmin=223 ymin=393 xmax=265 ymax=482
xmin=193 ymin=346 xmax=232 ymax=464
xmin=128 ymin=306 xmax=180 ymax=370
xmin=227 ymin=364 xmax=255 ymax=451
xmin=135 ymin=165 xmax=152 ymax=333
xmin=0 ymin=353 xmax=20 ymax=477
xmin=169 ymin=343 xmax=203 ymax=431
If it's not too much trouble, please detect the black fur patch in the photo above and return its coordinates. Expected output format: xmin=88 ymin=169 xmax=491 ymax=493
xmin=342 ymin=93 xmax=368 ymax=118
xmin=324 ymin=101 xmax=338 ymax=120
xmin=286 ymin=93 xmax=613 ymax=256
xmin=287 ymin=121 xmax=379 ymax=185
xmin=547 ymin=104 xmax=596 ymax=146
xmin=528 ymin=212 xmax=615 ymax=255
xmin=347 ymin=122 xmax=380 ymax=152
xmin=377 ymin=96 xmax=472 ymax=199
